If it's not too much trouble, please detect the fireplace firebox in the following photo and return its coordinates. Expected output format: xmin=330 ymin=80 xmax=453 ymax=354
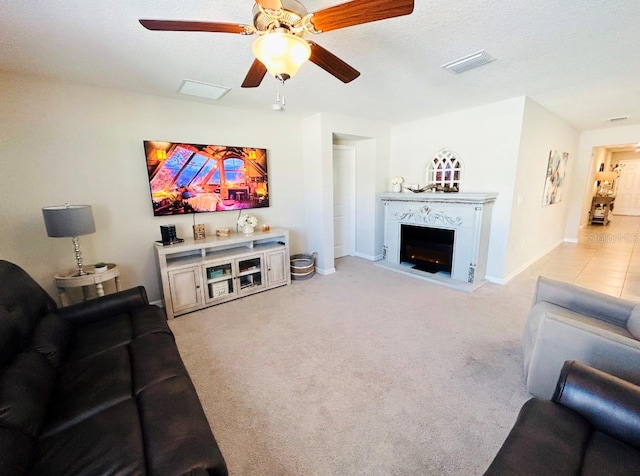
xmin=400 ymin=224 xmax=454 ymax=274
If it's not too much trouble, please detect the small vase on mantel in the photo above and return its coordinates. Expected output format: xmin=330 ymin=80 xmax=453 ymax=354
xmin=392 ymin=183 xmax=402 ymax=193
xmin=242 ymin=224 xmax=255 ymax=234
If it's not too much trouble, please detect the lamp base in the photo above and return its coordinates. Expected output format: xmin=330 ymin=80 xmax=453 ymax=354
xmin=71 ymin=236 xmax=87 ymax=276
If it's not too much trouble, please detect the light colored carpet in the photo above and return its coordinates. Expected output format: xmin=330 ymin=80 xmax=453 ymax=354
xmin=169 ymin=257 xmax=536 ymax=475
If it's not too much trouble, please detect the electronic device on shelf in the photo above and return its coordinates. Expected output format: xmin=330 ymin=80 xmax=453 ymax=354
xmin=157 ymin=225 xmax=184 ymax=245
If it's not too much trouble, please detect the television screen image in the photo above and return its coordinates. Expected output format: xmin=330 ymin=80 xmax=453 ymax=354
xmin=143 ymin=141 xmax=269 ymax=216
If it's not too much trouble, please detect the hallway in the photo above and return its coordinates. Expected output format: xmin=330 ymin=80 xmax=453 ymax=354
xmin=522 ymin=215 xmax=640 ymax=300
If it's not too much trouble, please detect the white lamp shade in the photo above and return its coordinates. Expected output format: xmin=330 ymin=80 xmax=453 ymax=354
xmin=252 ymin=32 xmax=311 ymax=78
xmin=595 ymin=171 xmax=618 ymax=183
xmin=42 ymin=205 xmax=96 ymax=237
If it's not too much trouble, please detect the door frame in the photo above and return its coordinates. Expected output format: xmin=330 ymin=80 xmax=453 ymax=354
xmin=332 ymin=144 xmax=357 ymax=258
xmin=614 ymin=159 xmax=640 ymax=216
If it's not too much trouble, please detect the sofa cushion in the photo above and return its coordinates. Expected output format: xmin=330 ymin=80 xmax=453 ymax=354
xmin=63 ymin=306 xmax=171 ymax=363
xmin=0 ymin=261 xmax=56 ymax=348
xmin=0 ymin=426 xmax=34 ymax=476
xmin=131 ymin=331 xmax=188 ymax=394
xmin=627 ymin=304 xmax=640 ymax=339
xmin=41 ymin=345 xmax=132 ymax=437
xmin=138 ymin=375 xmax=228 ymax=476
xmin=131 ymin=304 xmax=173 ymax=338
xmin=63 ymin=311 xmax=135 ymax=362
xmin=29 ymin=313 xmax=71 ymax=368
xmin=32 ymin=399 xmax=146 ymax=476
xmin=581 ymin=431 xmax=640 ymax=476
xmin=0 ymin=311 xmax=21 ymax=368
xmin=0 ymin=351 xmax=55 ymax=438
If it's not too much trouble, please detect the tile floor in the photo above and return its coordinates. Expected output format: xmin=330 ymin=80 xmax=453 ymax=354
xmin=522 ymin=215 xmax=640 ymax=300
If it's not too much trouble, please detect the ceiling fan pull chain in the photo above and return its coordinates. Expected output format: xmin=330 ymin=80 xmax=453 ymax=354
xmin=271 ymin=77 xmax=286 ymax=111
xmin=280 ymin=77 xmax=286 ymax=107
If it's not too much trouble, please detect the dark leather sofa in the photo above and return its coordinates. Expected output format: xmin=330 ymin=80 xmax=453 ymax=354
xmin=484 ymin=360 xmax=640 ymax=475
xmin=0 ymin=260 xmax=227 ymax=475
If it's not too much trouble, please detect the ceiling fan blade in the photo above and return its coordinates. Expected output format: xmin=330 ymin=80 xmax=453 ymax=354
xmin=310 ymin=0 xmax=414 ymax=33
xmin=242 ymin=59 xmax=268 ymax=88
xmin=308 ymin=42 xmax=360 ymax=83
xmin=256 ymin=0 xmax=282 ymax=11
xmin=139 ymin=19 xmax=249 ymax=34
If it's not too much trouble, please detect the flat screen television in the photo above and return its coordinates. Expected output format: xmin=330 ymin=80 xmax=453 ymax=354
xmin=143 ymin=141 xmax=269 ymax=216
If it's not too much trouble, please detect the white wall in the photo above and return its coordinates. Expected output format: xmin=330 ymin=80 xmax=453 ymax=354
xmin=0 ymin=71 xmax=306 ymax=302
xmin=566 ymin=123 xmax=640 ymax=238
xmin=612 ymin=150 xmax=640 ymax=164
xmin=302 ymin=113 xmax=390 ymax=274
xmin=503 ymin=98 xmax=578 ymax=280
xmin=2 ymin=68 xmax=606 ymax=299
xmin=389 ymin=97 xmax=526 ymax=281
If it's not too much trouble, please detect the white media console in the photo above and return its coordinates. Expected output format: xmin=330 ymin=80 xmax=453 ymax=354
xmin=155 ymin=228 xmax=291 ymax=319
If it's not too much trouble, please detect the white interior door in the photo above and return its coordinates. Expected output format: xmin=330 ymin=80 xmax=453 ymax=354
xmin=333 ymin=145 xmax=355 ymax=259
xmin=614 ymin=160 xmax=640 ymax=216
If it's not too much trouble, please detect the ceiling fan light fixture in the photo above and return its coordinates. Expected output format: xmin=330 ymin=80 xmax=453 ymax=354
xmin=252 ymin=31 xmax=311 ymax=79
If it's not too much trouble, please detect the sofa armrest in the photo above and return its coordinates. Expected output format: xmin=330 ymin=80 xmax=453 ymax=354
xmin=57 ymin=286 xmax=151 ymax=324
xmin=483 ymin=398 xmax=591 ymax=476
xmin=534 ymin=276 xmax=635 ymax=327
xmin=524 ymin=310 xmax=640 ymax=399
xmin=553 ymin=360 xmax=640 ymax=449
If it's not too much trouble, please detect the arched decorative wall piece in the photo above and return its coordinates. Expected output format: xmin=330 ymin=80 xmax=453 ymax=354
xmin=426 ymin=148 xmax=464 ymax=191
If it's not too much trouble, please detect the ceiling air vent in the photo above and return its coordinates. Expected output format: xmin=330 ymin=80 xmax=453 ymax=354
xmin=608 ymin=116 xmax=629 ymax=122
xmin=441 ymin=50 xmax=495 ymax=74
xmin=177 ymin=79 xmax=230 ymax=100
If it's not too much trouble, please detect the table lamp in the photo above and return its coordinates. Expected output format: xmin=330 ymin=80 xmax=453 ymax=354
xmin=595 ymin=171 xmax=617 ymax=196
xmin=42 ymin=204 xmax=96 ymax=276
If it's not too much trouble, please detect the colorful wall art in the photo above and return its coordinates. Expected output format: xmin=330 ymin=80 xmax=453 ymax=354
xmin=542 ymin=149 xmax=569 ymax=206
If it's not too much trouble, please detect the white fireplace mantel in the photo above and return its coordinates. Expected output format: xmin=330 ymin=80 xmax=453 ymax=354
xmin=377 ymin=192 xmax=498 ymax=291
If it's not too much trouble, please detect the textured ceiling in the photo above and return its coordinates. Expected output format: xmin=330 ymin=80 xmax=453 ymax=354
xmin=2 ymin=0 xmax=639 ymax=130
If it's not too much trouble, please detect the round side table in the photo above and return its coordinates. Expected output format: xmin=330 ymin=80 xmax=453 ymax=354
xmin=54 ymin=263 xmax=121 ymax=307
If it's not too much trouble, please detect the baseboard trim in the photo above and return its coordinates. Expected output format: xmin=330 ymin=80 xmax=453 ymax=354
xmin=354 ymin=252 xmax=383 ymax=261
xmin=316 ymin=267 xmax=336 ymax=275
xmin=495 ymin=238 xmax=565 ymax=284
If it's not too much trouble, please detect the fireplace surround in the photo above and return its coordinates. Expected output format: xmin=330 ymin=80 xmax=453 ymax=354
xmin=378 ymin=192 xmax=498 ymax=291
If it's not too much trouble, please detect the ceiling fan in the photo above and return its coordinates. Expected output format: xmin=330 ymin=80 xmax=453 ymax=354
xmin=139 ymin=0 xmax=414 ymax=88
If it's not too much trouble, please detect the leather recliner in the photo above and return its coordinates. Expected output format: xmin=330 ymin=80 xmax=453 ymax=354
xmin=523 ymin=276 xmax=640 ymax=399
xmin=485 ymin=360 xmax=640 ymax=475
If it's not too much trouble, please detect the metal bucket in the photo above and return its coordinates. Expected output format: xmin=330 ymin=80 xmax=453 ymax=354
xmin=290 ymin=252 xmax=317 ymax=280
